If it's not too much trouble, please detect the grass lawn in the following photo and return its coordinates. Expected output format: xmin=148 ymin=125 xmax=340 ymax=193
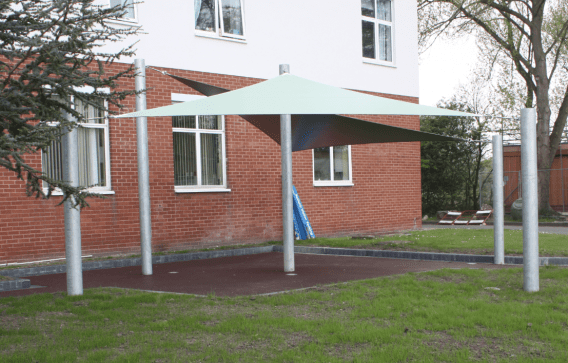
xmin=2 ymin=266 xmax=568 ymax=362
xmin=296 ymin=228 xmax=568 ymax=256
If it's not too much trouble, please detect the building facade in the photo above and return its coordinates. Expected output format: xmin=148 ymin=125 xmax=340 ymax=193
xmin=0 ymin=0 xmax=423 ymax=263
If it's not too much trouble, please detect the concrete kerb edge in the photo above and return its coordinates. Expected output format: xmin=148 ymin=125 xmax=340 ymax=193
xmin=0 ymin=277 xmax=31 ymax=292
xmin=273 ymin=245 xmax=568 ymax=266
xmin=2 ymin=244 xmax=567 ymax=286
xmin=0 ymin=246 xmax=275 ymax=279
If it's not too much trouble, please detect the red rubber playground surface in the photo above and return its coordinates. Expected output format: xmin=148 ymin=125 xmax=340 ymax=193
xmin=0 ymin=252 xmax=515 ymax=298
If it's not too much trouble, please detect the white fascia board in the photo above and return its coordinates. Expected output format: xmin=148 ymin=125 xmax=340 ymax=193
xmin=171 ymin=93 xmax=205 ymax=102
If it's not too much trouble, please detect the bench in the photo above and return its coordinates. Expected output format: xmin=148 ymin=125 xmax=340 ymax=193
xmin=438 ymin=210 xmax=492 ymax=225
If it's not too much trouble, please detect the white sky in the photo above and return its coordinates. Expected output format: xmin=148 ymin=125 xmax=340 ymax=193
xmin=418 ymin=37 xmax=478 ymax=106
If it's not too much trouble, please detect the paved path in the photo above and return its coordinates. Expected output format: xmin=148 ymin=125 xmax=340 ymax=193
xmin=0 ymin=252 xmax=514 ymax=298
xmin=424 ymin=224 xmax=568 ymax=235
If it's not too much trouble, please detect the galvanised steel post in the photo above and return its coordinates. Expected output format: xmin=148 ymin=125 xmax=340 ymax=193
xmin=135 ymin=59 xmax=153 ymax=276
xmin=521 ymin=108 xmax=539 ymax=292
xmin=492 ymin=135 xmax=504 ymax=264
xmin=279 ymin=64 xmax=295 ymax=272
xmin=62 ymin=110 xmax=83 ymax=296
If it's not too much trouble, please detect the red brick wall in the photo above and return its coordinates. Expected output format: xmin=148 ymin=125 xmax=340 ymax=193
xmin=0 ymin=64 xmax=421 ymax=263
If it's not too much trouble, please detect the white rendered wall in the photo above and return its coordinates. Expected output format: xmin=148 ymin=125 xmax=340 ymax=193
xmin=106 ymin=0 xmax=419 ymax=98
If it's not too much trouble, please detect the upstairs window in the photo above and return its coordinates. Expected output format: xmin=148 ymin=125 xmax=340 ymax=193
xmin=195 ymin=0 xmax=246 ymax=40
xmin=93 ymin=0 xmax=137 ymax=21
xmin=362 ymin=0 xmax=393 ymax=63
xmin=313 ymin=146 xmax=353 ymax=187
xmin=109 ymin=0 xmax=136 ymax=20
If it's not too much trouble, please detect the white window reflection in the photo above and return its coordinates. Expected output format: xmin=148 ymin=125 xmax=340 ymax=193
xmin=195 ymin=0 xmax=216 ymax=32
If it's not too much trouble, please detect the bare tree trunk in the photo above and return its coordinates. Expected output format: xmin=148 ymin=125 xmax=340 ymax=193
xmin=537 ymin=152 xmax=553 ymax=212
xmin=535 ymin=84 xmax=553 ymax=212
xmin=532 ymin=3 xmax=554 ymax=213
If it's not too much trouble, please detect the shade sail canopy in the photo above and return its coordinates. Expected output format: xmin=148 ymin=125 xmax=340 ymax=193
xmin=154 ymin=73 xmax=463 ymax=150
xmin=116 ymin=73 xmax=477 ymax=118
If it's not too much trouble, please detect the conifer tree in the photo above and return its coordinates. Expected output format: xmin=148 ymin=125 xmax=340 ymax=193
xmin=0 ymin=0 xmax=139 ymax=207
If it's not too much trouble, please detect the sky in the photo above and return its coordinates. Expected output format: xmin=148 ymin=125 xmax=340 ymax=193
xmin=418 ymin=36 xmax=478 ymax=107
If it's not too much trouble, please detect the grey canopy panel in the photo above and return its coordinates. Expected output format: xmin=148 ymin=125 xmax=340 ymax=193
xmin=162 ymin=72 xmax=463 ymax=151
xmin=243 ymin=114 xmax=460 ymax=151
xmin=167 ymin=74 xmax=228 ymax=97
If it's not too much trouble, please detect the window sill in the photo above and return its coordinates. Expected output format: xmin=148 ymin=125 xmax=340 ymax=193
xmin=362 ymin=59 xmax=396 ymax=68
xmin=44 ymin=190 xmax=116 ymax=196
xmin=195 ymin=32 xmax=247 ymax=44
xmin=313 ymin=182 xmax=354 ymax=187
xmin=175 ymin=187 xmax=231 ymax=193
xmin=104 ymin=18 xmax=139 ymax=26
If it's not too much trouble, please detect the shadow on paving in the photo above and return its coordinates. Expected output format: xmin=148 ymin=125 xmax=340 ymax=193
xmin=0 ymin=252 xmax=515 ymax=298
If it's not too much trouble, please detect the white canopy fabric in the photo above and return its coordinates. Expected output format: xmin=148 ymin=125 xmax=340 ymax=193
xmin=116 ymin=73 xmax=477 ymax=118
xmin=159 ymin=73 xmax=468 ymax=150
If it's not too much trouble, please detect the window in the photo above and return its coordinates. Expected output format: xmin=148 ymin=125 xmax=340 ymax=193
xmin=110 ymin=0 xmax=135 ymax=20
xmin=42 ymin=97 xmax=112 ymax=193
xmin=361 ymin=0 xmax=393 ymax=63
xmin=313 ymin=145 xmax=353 ymax=186
xmin=93 ymin=0 xmax=137 ymax=21
xmin=172 ymin=100 xmax=228 ymax=192
xmin=194 ymin=0 xmax=246 ymax=40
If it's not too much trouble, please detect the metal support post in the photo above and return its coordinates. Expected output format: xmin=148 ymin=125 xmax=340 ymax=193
xmin=63 ymin=111 xmax=83 ymax=296
xmin=492 ymin=135 xmax=505 ymax=264
xmin=478 ymin=170 xmax=483 ymax=209
xmin=279 ymin=64 xmax=294 ymax=272
xmin=135 ymin=59 xmax=153 ymax=275
xmin=521 ymin=108 xmax=539 ymax=292
xmin=561 ymin=141 xmax=565 ymax=213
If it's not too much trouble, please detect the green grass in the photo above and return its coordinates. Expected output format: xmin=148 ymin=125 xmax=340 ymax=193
xmin=296 ymin=228 xmax=568 ymax=256
xmin=502 ymin=215 xmax=560 ymax=223
xmin=2 ymin=266 xmax=568 ymax=362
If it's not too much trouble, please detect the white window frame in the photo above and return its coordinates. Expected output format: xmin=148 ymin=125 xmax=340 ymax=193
xmin=194 ymin=0 xmax=247 ymax=42
xmin=361 ymin=0 xmax=395 ymax=66
xmin=93 ymin=0 xmax=138 ymax=23
xmin=172 ymin=94 xmax=230 ymax=193
xmin=41 ymin=92 xmax=113 ymax=195
xmin=312 ymin=145 xmax=354 ymax=187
